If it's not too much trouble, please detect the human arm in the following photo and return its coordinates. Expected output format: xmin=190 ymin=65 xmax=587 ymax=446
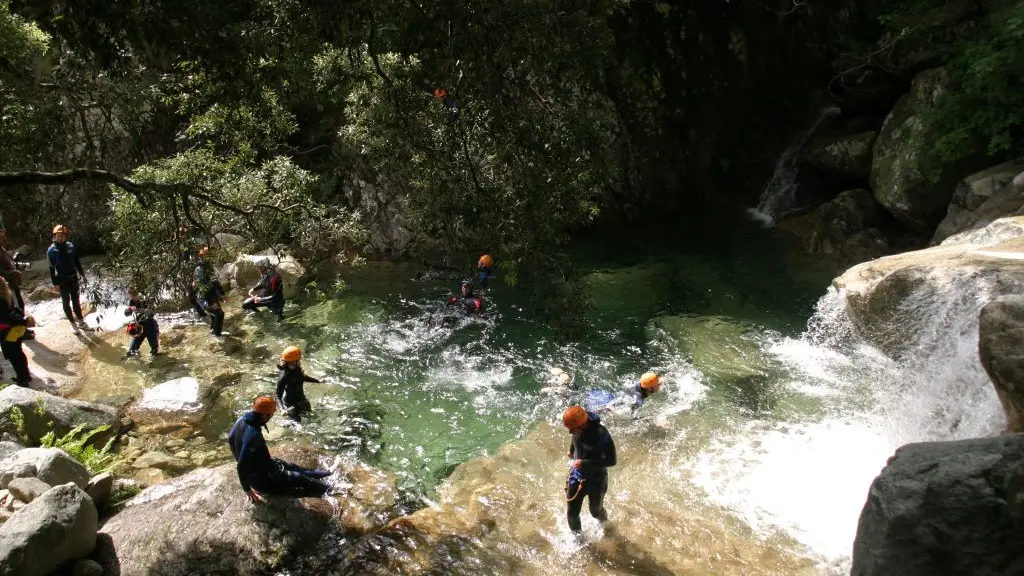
xmin=275 ymin=371 xmax=287 ymax=402
xmin=303 ymin=373 xmax=321 ymax=384
xmin=47 ymin=247 xmax=58 ymax=284
xmin=579 ymin=431 xmax=616 ymax=473
xmin=73 ymin=246 xmax=85 ymax=279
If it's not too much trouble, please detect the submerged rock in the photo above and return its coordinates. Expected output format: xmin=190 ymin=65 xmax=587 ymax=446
xmin=0 ymin=387 xmax=119 ymax=447
xmin=979 ymin=294 xmax=1024 ymax=432
xmin=655 ymin=315 xmax=779 ymax=412
xmin=96 ymin=465 xmax=331 ymax=576
xmin=0 ymin=482 xmax=98 ymax=576
xmin=851 ymin=434 xmax=1024 ymax=576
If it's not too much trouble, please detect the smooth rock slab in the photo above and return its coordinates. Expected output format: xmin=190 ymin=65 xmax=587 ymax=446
xmin=979 ymin=294 xmax=1024 ymax=432
xmin=0 ymin=482 xmax=98 ymax=576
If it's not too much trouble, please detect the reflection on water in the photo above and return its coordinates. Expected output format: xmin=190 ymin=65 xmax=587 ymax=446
xmin=72 ymin=220 xmax=1006 ymax=574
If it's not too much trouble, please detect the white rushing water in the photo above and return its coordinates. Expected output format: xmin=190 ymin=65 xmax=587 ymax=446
xmin=681 ymin=281 xmax=1007 ymax=571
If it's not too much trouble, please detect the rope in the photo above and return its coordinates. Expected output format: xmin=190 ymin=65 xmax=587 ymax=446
xmin=565 ymin=470 xmax=585 ymax=503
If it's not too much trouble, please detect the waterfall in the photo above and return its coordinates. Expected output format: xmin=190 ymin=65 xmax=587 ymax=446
xmin=747 ymin=107 xmax=841 ymax=226
xmin=805 ymin=276 xmax=1007 ymax=443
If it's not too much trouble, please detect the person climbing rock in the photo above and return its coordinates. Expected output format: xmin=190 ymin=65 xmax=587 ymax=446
xmin=193 ymin=246 xmax=225 ymax=336
xmin=0 ymin=227 xmax=32 ymax=339
xmin=227 ymin=396 xmax=331 ymax=503
xmin=242 ymin=259 xmax=285 ymax=321
xmin=0 ymin=276 xmax=35 ymax=386
xmin=276 ymin=345 xmax=321 ymax=421
xmin=47 ymin=224 xmax=89 ymax=333
xmin=124 ymin=289 xmax=159 ymax=357
xmin=562 ymin=405 xmax=616 ymax=534
xmin=477 ymin=254 xmax=494 ymax=288
xmin=447 ymin=279 xmax=484 ymax=315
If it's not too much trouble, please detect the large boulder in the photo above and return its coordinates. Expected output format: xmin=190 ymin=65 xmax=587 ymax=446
xmin=851 ymin=434 xmax=1024 ymax=576
xmin=979 ymin=294 xmax=1024 ymax=432
xmin=126 ymin=377 xmax=220 ymax=433
xmin=835 ymin=216 xmax=1024 ymax=359
xmin=778 ymin=189 xmax=901 ymax=265
xmin=803 ymin=131 xmax=876 ymax=180
xmin=232 ymin=253 xmax=305 ymax=300
xmin=95 ymin=465 xmax=331 ymax=576
xmin=342 ymin=176 xmax=413 ymax=257
xmin=0 ymin=482 xmax=98 ymax=576
xmin=870 ymin=68 xmax=954 ymax=233
xmin=0 ymin=387 xmax=119 ymax=447
xmin=933 ymin=159 xmax=1024 ymax=244
xmin=7 ymin=476 xmax=51 ymax=503
xmin=1 ymin=448 xmax=90 ymax=489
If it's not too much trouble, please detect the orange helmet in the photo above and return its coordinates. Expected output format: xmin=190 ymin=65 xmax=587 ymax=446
xmin=640 ymin=372 xmax=660 ymax=392
xmin=478 ymin=254 xmax=493 ymax=268
xmin=281 ymin=345 xmax=302 ymax=363
xmin=52 ymin=224 xmax=69 ymax=236
xmin=198 ymin=246 xmax=210 ymax=257
xmin=434 ymin=88 xmax=447 ymax=100
xmin=253 ymin=396 xmax=277 ymax=415
xmin=562 ymin=406 xmax=588 ymax=429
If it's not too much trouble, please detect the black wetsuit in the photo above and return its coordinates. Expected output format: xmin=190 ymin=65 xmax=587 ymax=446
xmin=227 ymin=411 xmax=329 ymax=497
xmin=194 ymin=261 xmax=224 ymax=335
xmin=565 ymin=411 xmax=617 ymax=532
xmin=0 ymin=248 xmax=26 ymax=311
xmin=447 ymin=291 xmax=484 ymax=314
xmin=276 ymin=364 xmax=320 ymax=421
xmin=47 ymin=241 xmax=85 ymax=323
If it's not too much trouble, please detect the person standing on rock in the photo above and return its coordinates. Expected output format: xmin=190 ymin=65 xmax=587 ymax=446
xmin=477 ymin=254 xmax=494 ymax=288
xmin=124 ymin=289 xmax=159 ymax=357
xmin=276 ymin=345 xmax=321 ymax=421
xmin=0 ymin=276 xmax=36 ymax=386
xmin=228 ymin=396 xmax=331 ymax=503
xmin=193 ymin=246 xmax=225 ymax=336
xmin=176 ymin=226 xmax=207 ymax=321
xmin=562 ymin=405 xmax=616 ymax=535
xmin=242 ymin=259 xmax=285 ymax=321
xmin=47 ymin=224 xmax=90 ymax=333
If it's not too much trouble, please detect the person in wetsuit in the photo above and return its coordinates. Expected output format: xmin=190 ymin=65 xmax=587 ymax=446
xmin=176 ymin=226 xmax=207 ymax=320
xmin=242 ymin=259 xmax=285 ymax=321
xmin=627 ymin=372 xmax=661 ymax=414
xmin=47 ymin=224 xmax=89 ymax=333
xmin=228 ymin=396 xmax=331 ymax=503
xmin=276 ymin=345 xmax=321 ymax=421
xmin=124 ymin=289 xmax=159 ymax=357
xmin=0 ymin=276 xmax=35 ymax=386
xmin=193 ymin=246 xmax=225 ymax=336
xmin=477 ymin=254 xmax=494 ymax=288
xmin=562 ymin=405 xmax=617 ymax=534
xmin=447 ymin=279 xmax=484 ymax=315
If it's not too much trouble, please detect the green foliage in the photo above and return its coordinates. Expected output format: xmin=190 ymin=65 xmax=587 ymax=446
xmin=5 ymin=405 xmax=28 ymax=444
xmin=39 ymin=424 xmax=119 ymax=475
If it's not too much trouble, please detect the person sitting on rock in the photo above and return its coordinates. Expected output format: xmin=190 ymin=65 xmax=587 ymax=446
xmin=276 ymin=345 xmax=321 ymax=421
xmin=242 ymin=259 xmax=285 ymax=321
xmin=124 ymin=289 xmax=159 ymax=358
xmin=0 ymin=227 xmax=31 ymax=327
xmin=447 ymin=279 xmax=484 ymax=315
xmin=228 ymin=395 xmax=331 ymax=503
xmin=0 ymin=276 xmax=35 ymax=386
xmin=193 ymin=246 xmax=225 ymax=336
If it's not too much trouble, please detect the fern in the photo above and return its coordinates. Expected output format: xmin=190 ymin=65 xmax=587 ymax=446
xmin=40 ymin=424 xmax=120 ymax=475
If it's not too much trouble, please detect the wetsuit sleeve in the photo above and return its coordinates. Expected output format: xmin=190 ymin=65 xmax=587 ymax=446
xmin=235 ymin=429 xmax=260 ymax=491
xmin=567 ymin=440 xmax=575 ymax=459
xmin=72 ymin=245 xmax=85 ymax=277
xmin=47 ymin=247 xmax=58 ymax=284
xmin=275 ymin=371 xmax=287 ymax=402
xmin=581 ymin=431 xmax=616 ymax=473
xmin=303 ymin=373 xmax=321 ymax=384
